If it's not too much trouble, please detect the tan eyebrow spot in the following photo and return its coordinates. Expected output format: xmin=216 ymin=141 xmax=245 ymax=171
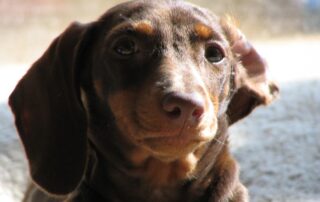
xmin=194 ymin=23 xmax=213 ymax=39
xmin=134 ymin=21 xmax=154 ymax=35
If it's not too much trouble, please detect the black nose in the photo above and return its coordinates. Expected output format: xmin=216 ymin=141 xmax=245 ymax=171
xmin=162 ymin=92 xmax=205 ymax=124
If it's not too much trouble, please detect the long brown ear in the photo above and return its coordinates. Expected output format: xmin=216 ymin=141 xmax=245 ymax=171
xmin=9 ymin=22 xmax=95 ymax=195
xmin=221 ymin=18 xmax=279 ymax=125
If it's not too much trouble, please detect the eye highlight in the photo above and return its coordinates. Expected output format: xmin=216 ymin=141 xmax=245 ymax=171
xmin=205 ymin=43 xmax=225 ymax=63
xmin=113 ymin=37 xmax=138 ymax=57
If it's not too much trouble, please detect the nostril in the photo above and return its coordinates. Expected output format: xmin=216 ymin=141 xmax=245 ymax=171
xmin=192 ymin=108 xmax=204 ymax=119
xmin=166 ymin=107 xmax=182 ymax=118
xmin=162 ymin=95 xmax=183 ymax=119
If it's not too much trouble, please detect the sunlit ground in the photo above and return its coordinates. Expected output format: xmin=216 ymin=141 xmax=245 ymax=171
xmin=0 ymin=0 xmax=320 ymax=201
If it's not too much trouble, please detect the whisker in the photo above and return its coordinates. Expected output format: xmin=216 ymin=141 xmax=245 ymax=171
xmin=212 ymin=136 xmax=227 ymax=145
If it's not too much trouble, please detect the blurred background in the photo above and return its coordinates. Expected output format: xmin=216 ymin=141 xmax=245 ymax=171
xmin=1 ymin=0 xmax=320 ymax=65
xmin=0 ymin=0 xmax=319 ymax=201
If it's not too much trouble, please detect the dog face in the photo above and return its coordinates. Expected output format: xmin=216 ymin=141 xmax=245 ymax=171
xmin=90 ymin=1 xmax=236 ymax=161
xmin=9 ymin=0 xmax=278 ymax=196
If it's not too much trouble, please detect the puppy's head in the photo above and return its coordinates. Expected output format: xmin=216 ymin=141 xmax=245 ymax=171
xmin=93 ymin=1 xmax=235 ymax=161
xmin=9 ymin=0 xmax=278 ymax=196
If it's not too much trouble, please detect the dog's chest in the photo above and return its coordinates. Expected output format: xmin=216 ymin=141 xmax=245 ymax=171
xmin=81 ymin=151 xmax=197 ymax=201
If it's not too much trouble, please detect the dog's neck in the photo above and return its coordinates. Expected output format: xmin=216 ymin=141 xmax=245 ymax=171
xmin=83 ymin=114 xmax=229 ymax=201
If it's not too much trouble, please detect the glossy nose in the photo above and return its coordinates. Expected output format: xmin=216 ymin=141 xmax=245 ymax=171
xmin=162 ymin=92 xmax=205 ymax=123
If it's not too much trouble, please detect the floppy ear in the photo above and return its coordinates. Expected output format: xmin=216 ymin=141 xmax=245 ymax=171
xmin=221 ymin=18 xmax=279 ymax=125
xmin=9 ymin=22 xmax=95 ymax=195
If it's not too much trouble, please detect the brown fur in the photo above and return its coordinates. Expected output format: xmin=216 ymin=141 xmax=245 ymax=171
xmin=9 ymin=1 xmax=278 ymax=201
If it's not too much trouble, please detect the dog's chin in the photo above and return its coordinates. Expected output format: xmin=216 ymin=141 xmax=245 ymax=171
xmin=137 ymin=124 xmax=218 ymax=162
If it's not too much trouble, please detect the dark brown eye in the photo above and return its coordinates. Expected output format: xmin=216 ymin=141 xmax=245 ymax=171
xmin=113 ymin=38 xmax=138 ymax=56
xmin=205 ymin=44 xmax=225 ymax=63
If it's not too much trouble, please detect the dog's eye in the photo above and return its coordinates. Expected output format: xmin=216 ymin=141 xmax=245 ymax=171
xmin=113 ymin=38 xmax=138 ymax=57
xmin=205 ymin=44 xmax=225 ymax=63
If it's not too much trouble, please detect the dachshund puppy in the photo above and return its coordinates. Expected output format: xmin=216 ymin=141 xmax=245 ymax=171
xmin=9 ymin=1 xmax=278 ymax=201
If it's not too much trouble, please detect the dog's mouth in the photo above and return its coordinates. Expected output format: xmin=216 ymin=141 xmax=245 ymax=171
xmin=140 ymin=120 xmax=216 ymax=144
xmin=133 ymin=111 xmax=217 ymax=159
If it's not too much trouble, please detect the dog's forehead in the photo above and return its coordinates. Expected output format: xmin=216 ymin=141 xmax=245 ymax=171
xmin=101 ymin=0 xmax=222 ymax=37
